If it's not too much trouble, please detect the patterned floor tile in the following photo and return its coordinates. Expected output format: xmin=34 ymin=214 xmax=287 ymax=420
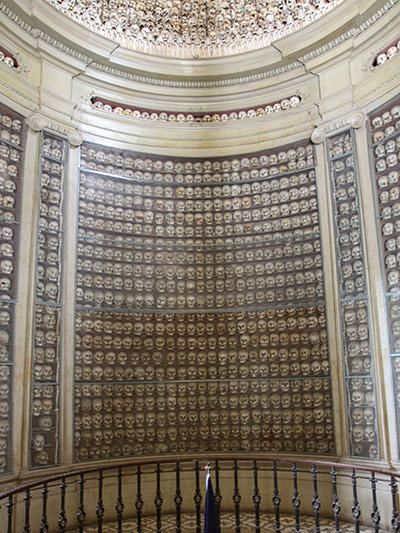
xmin=80 ymin=511 xmax=381 ymax=532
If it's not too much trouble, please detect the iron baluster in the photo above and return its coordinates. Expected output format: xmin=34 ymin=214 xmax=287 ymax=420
xmin=174 ymin=462 xmax=183 ymax=533
xmin=292 ymin=463 xmax=301 ymax=532
xmin=40 ymin=482 xmax=49 ymax=533
xmin=351 ymin=469 xmax=361 ymax=533
xmin=154 ymin=463 xmax=163 ymax=533
xmin=193 ymin=461 xmax=202 ymax=533
xmin=6 ymin=494 xmax=13 ymax=533
xmin=331 ymin=466 xmax=341 ymax=532
xmin=215 ymin=460 xmax=222 ymax=533
xmin=76 ymin=473 xmax=86 ymax=533
xmin=23 ymin=489 xmax=31 ymax=533
xmin=116 ymin=466 xmax=124 ymax=533
xmin=96 ymin=470 xmax=105 ymax=533
xmin=232 ymin=459 xmax=241 ymax=533
xmin=391 ymin=476 xmax=400 ymax=533
xmin=272 ymin=461 xmax=281 ymax=533
xmin=370 ymin=472 xmax=380 ymax=532
xmin=252 ymin=460 xmax=261 ymax=533
xmin=311 ymin=464 xmax=321 ymax=533
xmin=58 ymin=477 xmax=67 ymax=532
xmin=135 ymin=465 xmax=143 ymax=533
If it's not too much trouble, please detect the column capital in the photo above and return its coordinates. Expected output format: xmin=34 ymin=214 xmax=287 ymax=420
xmin=27 ymin=113 xmax=82 ymax=146
xmin=26 ymin=113 xmax=45 ymax=132
xmin=311 ymin=111 xmax=365 ymax=144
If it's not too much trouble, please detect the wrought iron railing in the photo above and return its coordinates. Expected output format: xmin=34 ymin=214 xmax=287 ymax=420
xmin=0 ymin=456 xmax=399 ymax=532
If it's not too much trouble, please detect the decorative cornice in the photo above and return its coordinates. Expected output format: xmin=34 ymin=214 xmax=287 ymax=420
xmin=0 ymin=79 xmax=38 ymax=106
xmin=27 ymin=112 xmax=82 ymax=146
xmin=355 ymin=70 xmax=400 ymax=104
xmin=89 ymin=95 xmax=302 ymax=124
xmin=311 ymin=111 xmax=365 ymax=144
xmin=88 ymin=60 xmax=303 ymax=88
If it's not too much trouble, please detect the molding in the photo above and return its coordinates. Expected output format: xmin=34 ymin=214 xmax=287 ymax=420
xmin=0 ymin=79 xmax=38 ymax=106
xmin=88 ymin=60 xmax=303 ymax=88
xmin=311 ymin=111 xmax=365 ymax=144
xmin=355 ymin=70 xmax=400 ymax=104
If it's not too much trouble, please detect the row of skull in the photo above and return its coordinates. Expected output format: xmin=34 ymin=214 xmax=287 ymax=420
xmin=96 ymin=95 xmax=301 ymax=123
xmin=79 ymin=183 xmax=317 ymax=209
xmin=76 ymin=306 xmax=325 ymax=332
xmin=378 ymin=183 xmax=400 ymax=209
xmin=76 ymin=285 xmax=324 ymax=308
xmin=77 ymin=257 xmax=322 ymax=281
xmin=77 ymin=270 xmax=323 ymax=290
xmin=327 ymin=132 xmax=353 ymax=158
xmin=42 ymin=136 xmax=66 ymax=161
xmin=0 ymin=142 xmax=21 ymax=162
xmin=0 ymin=112 xmax=22 ymax=132
xmin=82 ymin=150 xmax=315 ymax=178
xmin=74 ymin=436 xmax=334 ymax=462
xmin=75 ymin=404 xmax=332 ymax=428
xmin=79 ymin=210 xmax=317 ymax=235
xmin=81 ymin=168 xmax=315 ymax=197
xmin=75 ymin=359 xmax=330 ymax=381
xmin=0 ymin=129 xmax=22 ymax=147
xmin=77 ymin=229 xmax=314 ymax=247
xmin=82 ymin=143 xmax=314 ymax=172
xmin=374 ymin=136 xmax=400 ymax=159
xmin=36 ymin=281 xmax=60 ymax=303
xmin=371 ymin=104 xmax=400 ymax=126
xmin=41 ymin=157 xmax=63 ymax=176
xmin=78 ymin=217 xmax=318 ymax=240
xmin=76 ymin=391 xmax=332 ymax=419
xmin=0 ymin=156 xmax=20 ymax=179
xmin=75 ymin=344 xmax=329 ymax=365
xmin=75 ymin=377 xmax=332 ymax=398
xmin=74 ymin=422 xmax=334 ymax=450
xmin=331 ymin=156 xmax=354 ymax=174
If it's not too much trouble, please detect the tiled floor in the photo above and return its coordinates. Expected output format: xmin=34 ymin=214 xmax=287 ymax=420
xmin=81 ymin=511 xmax=379 ymax=532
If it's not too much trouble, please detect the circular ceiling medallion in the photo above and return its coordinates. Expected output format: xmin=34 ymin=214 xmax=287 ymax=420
xmin=45 ymin=0 xmax=343 ymax=58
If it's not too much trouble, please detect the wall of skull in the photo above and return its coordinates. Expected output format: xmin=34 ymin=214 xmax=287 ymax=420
xmin=369 ymin=96 xmax=400 ymax=454
xmin=73 ymin=140 xmax=335 ymax=462
xmin=31 ymin=133 xmax=67 ymax=468
xmin=2 ymin=97 xmax=399 ymax=471
xmin=0 ymin=103 xmax=24 ymax=474
xmin=326 ymin=129 xmax=379 ymax=458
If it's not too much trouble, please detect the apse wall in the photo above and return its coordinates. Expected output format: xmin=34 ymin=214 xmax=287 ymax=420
xmin=0 ymin=0 xmax=399 ymax=484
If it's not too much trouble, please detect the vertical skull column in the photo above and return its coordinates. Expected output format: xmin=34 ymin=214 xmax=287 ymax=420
xmin=30 ymin=132 xmax=67 ymax=468
xmin=368 ymin=98 xmax=400 ymax=454
xmin=326 ymin=128 xmax=379 ymax=458
xmin=0 ymin=103 xmax=25 ymax=474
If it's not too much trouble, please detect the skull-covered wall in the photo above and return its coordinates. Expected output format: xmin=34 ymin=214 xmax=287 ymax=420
xmin=73 ymin=140 xmax=335 ymax=460
xmin=0 ymin=103 xmax=25 ymax=474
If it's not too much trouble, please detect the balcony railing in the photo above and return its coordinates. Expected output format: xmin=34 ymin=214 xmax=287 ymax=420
xmin=0 ymin=456 xmax=399 ymax=532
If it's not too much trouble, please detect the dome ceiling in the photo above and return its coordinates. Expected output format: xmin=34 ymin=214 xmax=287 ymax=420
xmin=46 ymin=0 xmax=343 ymax=58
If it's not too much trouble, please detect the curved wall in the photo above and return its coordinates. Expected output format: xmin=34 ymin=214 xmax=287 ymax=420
xmin=0 ymin=0 xmax=399 ymax=484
